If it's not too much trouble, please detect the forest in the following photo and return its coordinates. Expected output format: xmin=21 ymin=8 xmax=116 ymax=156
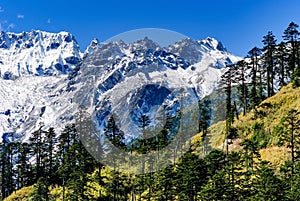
xmin=1 ymin=22 xmax=300 ymax=200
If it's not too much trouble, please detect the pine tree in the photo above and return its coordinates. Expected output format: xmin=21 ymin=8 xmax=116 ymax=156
xmin=251 ymin=161 xmax=284 ymax=200
xmin=262 ymin=31 xmax=277 ymax=97
xmin=42 ymin=127 xmax=56 ymax=185
xmin=175 ymin=153 xmax=207 ymax=201
xmin=57 ymin=124 xmax=97 ymax=200
xmin=56 ymin=124 xmax=77 ymax=198
xmin=283 ymin=22 xmax=300 ymax=75
xmin=220 ymin=64 xmax=236 ymax=157
xmin=235 ymin=60 xmax=250 ymax=115
xmin=248 ymin=47 xmax=262 ymax=107
xmin=31 ymin=177 xmax=49 ymax=201
xmin=153 ymin=165 xmax=176 ymax=201
xmin=29 ymin=126 xmax=44 ymax=181
xmin=15 ymin=142 xmax=33 ymax=188
xmin=278 ymin=109 xmax=300 ymax=176
xmin=1 ymin=141 xmax=15 ymax=198
xmin=105 ymin=116 xmax=126 ymax=150
xmin=239 ymin=139 xmax=261 ymax=172
xmin=226 ymin=152 xmax=243 ymax=201
xmin=275 ymin=42 xmax=288 ymax=88
xmin=198 ymin=100 xmax=211 ymax=156
xmin=200 ymin=150 xmax=227 ymax=200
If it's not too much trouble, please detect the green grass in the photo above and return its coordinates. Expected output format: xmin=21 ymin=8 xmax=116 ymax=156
xmin=193 ymin=84 xmax=300 ymax=165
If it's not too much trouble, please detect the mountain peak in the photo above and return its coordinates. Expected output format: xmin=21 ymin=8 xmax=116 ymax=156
xmin=0 ymin=30 xmax=241 ymax=142
xmin=129 ymin=36 xmax=160 ymax=51
xmin=0 ymin=30 xmax=82 ymax=78
xmin=84 ymin=38 xmax=101 ymax=57
xmin=197 ymin=37 xmax=227 ymax=52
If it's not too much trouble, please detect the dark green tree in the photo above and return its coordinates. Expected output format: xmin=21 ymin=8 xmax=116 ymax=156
xmin=1 ymin=141 xmax=15 ymax=198
xmin=278 ymin=109 xmax=300 ymax=176
xmin=152 ymin=165 xmax=176 ymax=201
xmin=235 ymin=60 xmax=250 ymax=116
xmin=220 ymin=64 xmax=236 ymax=156
xmin=262 ymin=31 xmax=277 ymax=97
xmin=248 ymin=47 xmax=262 ymax=107
xmin=42 ymin=127 xmax=56 ymax=185
xmin=283 ymin=22 xmax=299 ymax=75
xmin=175 ymin=153 xmax=207 ymax=201
xmin=239 ymin=139 xmax=261 ymax=171
xmin=283 ymin=22 xmax=300 ymax=87
xmin=251 ymin=161 xmax=284 ymax=201
xmin=31 ymin=177 xmax=49 ymax=201
xmin=29 ymin=126 xmax=44 ymax=180
xmin=275 ymin=42 xmax=288 ymax=88
xmin=15 ymin=142 xmax=33 ymax=188
xmin=105 ymin=116 xmax=126 ymax=150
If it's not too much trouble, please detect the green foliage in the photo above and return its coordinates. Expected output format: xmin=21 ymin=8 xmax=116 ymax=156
xmin=31 ymin=177 xmax=49 ymax=201
xmin=250 ymin=121 xmax=268 ymax=149
xmin=3 ymin=186 xmax=34 ymax=201
xmin=251 ymin=161 xmax=285 ymax=200
xmin=292 ymin=68 xmax=300 ymax=88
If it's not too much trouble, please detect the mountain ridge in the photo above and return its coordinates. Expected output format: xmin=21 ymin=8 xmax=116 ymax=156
xmin=0 ymin=29 xmax=241 ymax=141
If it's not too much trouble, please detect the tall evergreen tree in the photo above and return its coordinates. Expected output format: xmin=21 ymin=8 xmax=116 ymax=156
xmin=275 ymin=41 xmax=288 ymax=87
xmin=1 ymin=142 xmax=15 ymax=198
xmin=220 ymin=64 xmax=236 ymax=157
xmin=262 ymin=31 xmax=277 ymax=97
xmin=198 ymin=100 xmax=211 ymax=156
xmin=29 ymin=126 xmax=44 ymax=181
xmin=105 ymin=116 xmax=126 ymax=150
xmin=283 ymin=22 xmax=300 ymax=75
xmin=251 ymin=161 xmax=284 ymax=200
xmin=278 ymin=109 xmax=300 ymax=176
xmin=175 ymin=153 xmax=207 ymax=201
xmin=235 ymin=60 xmax=250 ymax=115
xmin=15 ymin=142 xmax=33 ymax=188
xmin=42 ymin=127 xmax=56 ymax=185
xmin=248 ymin=46 xmax=262 ymax=107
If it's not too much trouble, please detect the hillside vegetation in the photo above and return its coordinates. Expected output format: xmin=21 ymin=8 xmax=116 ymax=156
xmin=193 ymin=84 xmax=300 ymax=164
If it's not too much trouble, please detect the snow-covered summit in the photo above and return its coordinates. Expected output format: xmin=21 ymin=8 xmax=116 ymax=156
xmin=0 ymin=30 xmax=241 ymax=141
xmin=168 ymin=37 xmax=239 ymax=68
xmin=84 ymin=38 xmax=100 ymax=58
xmin=0 ymin=30 xmax=83 ymax=79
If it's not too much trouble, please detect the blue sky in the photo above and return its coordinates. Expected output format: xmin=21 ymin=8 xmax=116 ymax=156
xmin=0 ymin=0 xmax=300 ymax=56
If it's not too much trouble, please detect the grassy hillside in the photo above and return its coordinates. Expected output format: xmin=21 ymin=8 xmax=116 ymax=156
xmin=193 ymin=84 xmax=300 ymax=164
xmin=235 ymin=84 xmax=300 ymax=143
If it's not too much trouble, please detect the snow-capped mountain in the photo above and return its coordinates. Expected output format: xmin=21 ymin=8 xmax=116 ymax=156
xmin=0 ymin=30 xmax=241 ymax=142
xmin=0 ymin=30 xmax=82 ymax=79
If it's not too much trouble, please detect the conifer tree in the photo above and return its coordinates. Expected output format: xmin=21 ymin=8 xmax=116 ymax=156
xmin=278 ymin=109 xmax=300 ymax=176
xmin=262 ymin=31 xmax=277 ymax=97
xmin=175 ymin=153 xmax=207 ymax=201
xmin=15 ymin=142 xmax=33 ymax=188
xmin=248 ymin=47 xmax=262 ymax=107
xmin=198 ymin=100 xmax=211 ymax=155
xmin=42 ymin=127 xmax=56 ymax=185
xmin=275 ymin=42 xmax=288 ymax=87
xmin=235 ymin=60 xmax=250 ymax=115
xmin=1 ymin=142 xmax=15 ymax=198
xmin=283 ymin=22 xmax=299 ymax=75
xmin=251 ymin=161 xmax=284 ymax=200
xmin=220 ymin=64 xmax=236 ymax=157
xmin=29 ymin=126 xmax=44 ymax=180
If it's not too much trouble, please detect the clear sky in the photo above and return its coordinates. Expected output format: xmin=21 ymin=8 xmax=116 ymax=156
xmin=0 ymin=0 xmax=300 ymax=56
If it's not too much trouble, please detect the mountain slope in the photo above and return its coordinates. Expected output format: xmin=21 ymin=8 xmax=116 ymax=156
xmin=194 ymin=84 xmax=300 ymax=164
xmin=0 ymin=30 xmax=241 ymax=141
xmin=0 ymin=30 xmax=82 ymax=78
